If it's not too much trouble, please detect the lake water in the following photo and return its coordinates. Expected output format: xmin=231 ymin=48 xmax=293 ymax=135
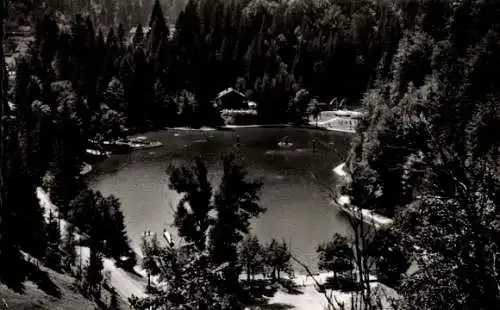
xmin=87 ymin=127 xmax=353 ymax=273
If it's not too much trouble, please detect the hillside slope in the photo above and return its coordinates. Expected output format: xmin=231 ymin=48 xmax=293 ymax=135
xmin=0 ymin=266 xmax=104 ymax=310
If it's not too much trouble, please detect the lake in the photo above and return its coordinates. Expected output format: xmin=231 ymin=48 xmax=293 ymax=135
xmin=87 ymin=127 xmax=353 ymax=273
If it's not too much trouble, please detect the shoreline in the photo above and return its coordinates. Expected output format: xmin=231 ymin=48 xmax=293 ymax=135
xmin=79 ymin=162 xmax=92 ymax=176
xmin=332 ymin=163 xmax=393 ymax=229
xmin=165 ymin=123 xmax=356 ymax=133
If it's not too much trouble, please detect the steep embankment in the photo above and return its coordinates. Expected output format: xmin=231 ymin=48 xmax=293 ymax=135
xmin=0 ymin=266 xmax=99 ymax=310
xmin=333 ymin=163 xmax=393 ymax=230
xmin=36 ymin=188 xmax=148 ymax=302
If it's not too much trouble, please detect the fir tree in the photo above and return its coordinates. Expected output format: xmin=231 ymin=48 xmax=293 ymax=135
xmin=148 ymin=0 xmax=169 ymax=54
xmin=239 ymin=234 xmax=264 ymax=282
xmin=140 ymin=232 xmax=161 ymax=289
xmin=44 ymin=210 xmax=62 ymax=270
xmin=316 ymin=234 xmax=354 ymax=282
xmin=117 ymin=23 xmax=126 ymax=50
xmin=103 ymin=195 xmax=131 ymax=260
xmin=209 ymin=154 xmax=265 ymax=292
xmin=265 ymin=238 xmax=293 ymax=281
xmin=169 ymin=156 xmax=213 ymax=251
xmin=109 ymin=288 xmax=120 ymax=310
xmin=132 ymin=23 xmax=145 ymax=48
xmin=85 ymin=202 xmax=104 ymax=298
xmin=4 ymin=101 xmax=46 ymax=260
xmin=62 ymin=223 xmax=77 ymax=272
xmin=34 ymin=13 xmax=59 ymax=79
xmin=0 ymin=116 xmax=28 ymax=292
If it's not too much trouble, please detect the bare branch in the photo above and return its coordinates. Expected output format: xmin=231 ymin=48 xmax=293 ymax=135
xmin=290 ymin=254 xmax=341 ymax=310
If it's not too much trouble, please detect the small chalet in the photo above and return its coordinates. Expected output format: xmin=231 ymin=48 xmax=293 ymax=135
xmin=214 ymin=88 xmax=250 ymax=110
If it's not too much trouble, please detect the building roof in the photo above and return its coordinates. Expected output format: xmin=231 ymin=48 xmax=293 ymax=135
xmin=216 ymin=87 xmax=247 ymax=100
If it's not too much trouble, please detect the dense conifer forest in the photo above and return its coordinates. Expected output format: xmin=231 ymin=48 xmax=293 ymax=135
xmin=1 ymin=0 xmax=500 ymax=309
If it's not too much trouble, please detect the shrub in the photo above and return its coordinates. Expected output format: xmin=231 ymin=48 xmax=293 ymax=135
xmin=220 ymin=109 xmax=259 ymax=125
xmin=321 ymin=274 xmax=361 ymax=292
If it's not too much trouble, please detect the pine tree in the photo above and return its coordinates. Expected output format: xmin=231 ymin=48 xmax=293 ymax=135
xmin=108 ymin=288 xmax=120 ymax=310
xmin=140 ymin=232 xmax=161 ymax=289
xmin=0 ymin=114 xmax=28 ymax=292
xmin=15 ymin=57 xmax=46 ymax=182
xmin=53 ymin=32 xmax=72 ymax=81
xmin=85 ymin=246 xmax=104 ymax=298
xmin=62 ymin=223 xmax=77 ymax=272
xmin=132 ymin=23 xmax=145 ymax=48
xmin=85 ymin=202 xmax=104 ymax=298
xmin=169 ymin=156 xmax=213 ymax=251
xmin=209 ymin=154 xmax=265 ymax=292
xmin=49 ymin=104 xmax=85 ymax=215
xmin=239 ymin=234 xmax=264 ymax=282
xmin=316 ymin=234 xmax=354 ymax=282
xmin=117 ymin=23 xmax=126 ymax=50
xmin=104 ymin=28 xmax=120 ymax=80
xmin=265 ymin=238 xmax=293 ymax=281
xmin=1 ymin=11 xmax=11 ymax=294
xmin=34 ymin=13 xmax=59 ymax=80
xmin=102 ymin=195 xmax=131 ymax=260
xmin=44 ymin=210 xmax=62 ymax=270
xmin=148 ymin=0 xmax=169 ymax=54
xmin=6 ymin=141 xmax=47 ymax=259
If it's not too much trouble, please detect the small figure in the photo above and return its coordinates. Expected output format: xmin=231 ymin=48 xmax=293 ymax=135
xmin=312 ymin=138 xmax=316 ymax=153
xmin=163 ymin=229 xmax=174 ymax=248
xmin=236 ymin=134 xmax=240 ymax=147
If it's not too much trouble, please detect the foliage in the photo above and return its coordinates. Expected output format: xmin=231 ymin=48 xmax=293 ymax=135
xmin=264 ymin=238 xmax=293 ymax=281
xmin=209 ymin=154 xmax=265 ymax=289
xmin=168 ymin=157 xmax=213 ymax=251
xmin=131 ymin=156 xmax=265 ymax=307
xmin=83 ymin=200 xmax=105 ymax=298
xmin=168 ymin=89 xmax=197 ymax=127
xmin=62 ymin=223 xmax=77 ymax=272
xmin=0 ymin=118 xmax=30 ymax=292
xmin=130 ymin=243 xmax=242 ymax=310
xmin=220 ymin=109 xmax=258 ymax=126
xmin=307 ymin=98 xmax=323 ymax=126
xmin=109 ymin=288 xmax=120 ymax=310
xmin=344 ymin=1 xmax=500 ymax=309
xmin=140 ymin=233 xmax=162 ymax=286
xmin=316 ymin=233 xmax=354 ymax=279
xmin=92 ymin=104 xmax=126 ymax=143
xmin=239 ymin=234 xmax=265 ymax=282
xmin=367 ymin=229 xmax=410 ymax=287
xmin=289 ymin=88 xmax=311 ymax=124
xmin=68 ymin=189 xmax=133 ymax=263
xmin=17 ymin=0 xmax=415 ymax=131
xmin=44 ymin=210 xmax=62 ymax=271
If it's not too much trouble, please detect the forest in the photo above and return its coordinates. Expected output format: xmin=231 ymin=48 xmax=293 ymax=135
xmin=2 ymin=0 xmax=500 ymax=309
xmin=5 ymin=0 xmax=413 ymax=130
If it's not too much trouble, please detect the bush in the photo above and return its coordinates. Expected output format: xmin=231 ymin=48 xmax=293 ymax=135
xmin=321 ymin=274 xmax=361 ymax=292
xmin=220 ymin=109 xmax=259 ymax=125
